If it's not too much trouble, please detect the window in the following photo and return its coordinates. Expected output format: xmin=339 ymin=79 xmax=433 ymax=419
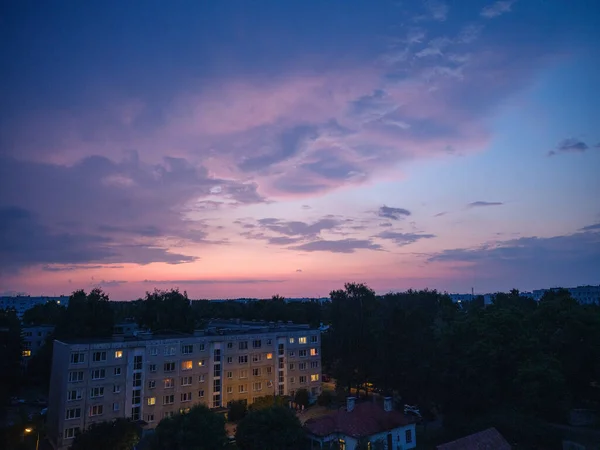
xmin=227 ymin=386 xmax=233 ymax=393
xmin=289 ymin=351 xmax=295 ymax=357
xmin=198 ymin=359 xmax=206 ymax=367
xmin=114 ymin=367 xmax=122 ymax=376
xmin=181 ymin=392 xmax=192 ymax=402
xmin=132 ymin=405 xmax=141 ymax=421
xmin=90 ymin=387 xmax=104 ymax=398
xmin=22 ymin=350 xmax=31 ymax=357
xmin=164 ymin=378 xmax=174 ymax=388
xmin=199 ymin=374 xmax=205 ymax=383
xmin=150 ymin=347 xmax=158 ymax=356
xmin=405 ymin=429 xmax=412 ymax=443
xmin=149 ymin=364 xmax=157 ymax=372
xmin=213 ymin=395 xmax=221 ymax=408
xmin=213 ymin=364 xmax=220 ymax=377
xmin=299 ymin=362 xmax=306 ymax=370
xmin=91 ymin=369 xmax=106 ymax=380
xmin=299 ymin=337 xmax=307 ymax=344
xmin=64 ymin=427 xmax=79 ymax=439
xmin=113 ymin=402 xmax=120 ymax=411
xmin=163 ymin=395 xmax=174 ymax=405
xmin=266 ymin=353 xmax=273 ymax=360
xmin=311 ymin=335 xmax=318 ymax=343
xmin=182 ymin=344 xmax=193 ymax=354
xmin=226 ymin=356 xmax=233 ymax=364
xmin=115 ymin=350 xmax=123 ymax=359
xmin=267 ymin=339 xmax=272 ymax=345
xmin=299 ymin=375 xmax=307 ymax=383
xmin=179 ymin=407 xmax=190 ymax=414
xmin=199 ymin=343 xmax=205 ymax=351
xmin=252 ymin=368 xmax=261 ymax=377
xmin=163 ymin=411 xmax=175 ymax=419
xmin=289 ymin=363 xmax=295 ymax=370
xmin=239 ymin=341 xmax=248 ymax=350
xmin=65 ymin=408 xmax=81 ymax=420
xmin=252 ymin=354 xmax=262 ymax=363
xmin=92 ymin=351 xmax=107 ymax=362
xmin=227 ymin=371 xmax=233 ymax=379
xmin=113 ymin=384 xmax=121 ymax=393
xmin=67 ymin=389 xmax=82 ymax=401
xmin=89 ymin=405 xmax=103 ymax=417
xmin=213 ymin=379 xmax=221 ymax=392
xmin=147 ymin=397 xmax=156 ymax=406
xmin=147 ymin=414 xmax=155 ymax=422
xmin=181 ymin=376 xmax=192 ymax=386
xmin=290 ymin=376 xmax=295 ymax=384
xmin=164 ymin=346 xmax=176 ymax=356
xmin=227 ymin=342 xmax=233 ymax=349
xmin=311 ymin=361 xmax=319 ymax=368
xmin=70 ymin=352 xmax=85 ymax=364
xmin=252 ymin=339 xmax=262 ymax=348
xmin=239 ymin=369 xmax=248 ymax=379
xmin=68 ymin=371 xmax=84 ymax=382
xmin=239 ymin=384 xmax=247 ymax=393
xmin=239 ymin=355 xmax=248 ymax=364
xmin=310 ymin=348 xmax=319 ymax=356
xmin=132 ymin=390 xmax=141 ymax=405
xmin=164 ymin=362 xmax=175 ymax=372
xmin=289 ymin=338 xmax=295 ymax=344
xmin=133 ymin=372 xmax=142 ymax=387
xmin=299 ymin=350 xmax=307 ymax=357
xmin=311 ymin=374 xmax=320 ymax=382
xmin=266 ymin=366 xmax=272 ymax=375
xmin=181 ymin=360 xmax=192 ymax=371
xmin=199 ymin=390 xmax=205 ymax=398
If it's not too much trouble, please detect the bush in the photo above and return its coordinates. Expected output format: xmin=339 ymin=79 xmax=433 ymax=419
xmin=294 ymin=389 xmax=310 ymax=408
xmin=228 ymin=400 xmax=248 ymax=422
xmin=317 ymin=390 xmax=335 ymax=407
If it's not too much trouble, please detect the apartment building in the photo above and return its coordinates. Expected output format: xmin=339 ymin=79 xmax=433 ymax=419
xmin=0 ymin=295 xmax=68 ymax=319
xmin=47 ymin=321 xmax=322 ymax=450
xmin=22 ymin=324 xmax=54 ymax=361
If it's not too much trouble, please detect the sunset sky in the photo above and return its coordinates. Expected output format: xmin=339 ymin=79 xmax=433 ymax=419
xmin=1 ymin=0 xmax=599 ymax=300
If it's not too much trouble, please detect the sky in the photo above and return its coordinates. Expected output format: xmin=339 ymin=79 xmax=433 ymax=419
xmin=1 ymin=0 xmax=599 ymax=300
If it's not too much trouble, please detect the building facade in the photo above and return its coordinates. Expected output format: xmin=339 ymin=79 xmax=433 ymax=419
xmin=0 ymin=296 xmax=68 ymax=319
xmin=22 ymin=324 xmax=54 ymax=360
xmin=47 ymin=321 xmax=322 ymax=450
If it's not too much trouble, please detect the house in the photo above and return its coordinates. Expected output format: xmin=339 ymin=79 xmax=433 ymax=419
xmin=436 ymin=427 xmax=511 ymax=450
xmin=304 ymin=397 xmax=417 ymax=450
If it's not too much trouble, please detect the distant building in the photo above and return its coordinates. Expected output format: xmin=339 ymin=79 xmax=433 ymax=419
xmin=22 ymin=324 xmax=54 ymax=360
xmin=304 ymin=397 xmax=417 ymax=450
xmin=47 ymin=320 xmax=322 ymax=450
xmin=436 ymin=427 xmax=510 ymax=450
xmin=0 ymin=296 xmax=68 ymax=319
xmin=450 ymin=285 xmax=600 ymax=307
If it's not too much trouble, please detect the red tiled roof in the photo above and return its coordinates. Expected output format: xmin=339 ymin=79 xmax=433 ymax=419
xmin=436 ymin=427 xmax=511 ymax=450
xmin=304 ymin=402 xmax=416 ymax=438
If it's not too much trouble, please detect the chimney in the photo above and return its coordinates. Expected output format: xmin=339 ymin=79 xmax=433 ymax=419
xmin=346 ymin=396 xmax=356 ymax=412
xmin=383 ymin=396 xmax=393 ymax=412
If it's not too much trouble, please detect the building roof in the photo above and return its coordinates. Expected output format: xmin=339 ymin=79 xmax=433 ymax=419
xmin=436 ymin=427 xmax=511 ymax=450
xmin=304 ymin=401 xmax=416 ymax=439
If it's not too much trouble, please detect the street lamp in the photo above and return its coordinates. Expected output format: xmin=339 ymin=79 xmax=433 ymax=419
xmin=24 ymin=427 xmax=40 ymax=450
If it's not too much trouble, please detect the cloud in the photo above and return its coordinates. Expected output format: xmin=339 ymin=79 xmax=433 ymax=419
xmin=239 ymin=216 xmax=343 ymax=247
xmin=481 ymin=0 xmax=516 ymax=19
xmin=375 ymin=231 xmax=435 ymax=246
xmin=434 ymin=211 xmax=448 ymax=217
xmin=96 ymin=280 xmax=128 ymax=287
xmin=421 ymin=0 xmax=449 ymax=22
xmin=467 ymin=201 xmax=504 ymax=208
xmin=142 ymin=279 xmax=285 ymax=285
xmin=378 ymin=206 xmax=411 ymax=220
xmin=548 ymin=138 xmax=592 ymax=156
xmin=428 ymin=227 xmax=600 ymax=287
xmin=580 ymin=223 xmax=600 ymax=232
xmin=296 ymin=269 xmax=303 ymax=272
xmin=290 ymin=239 xmax=382 ymax=253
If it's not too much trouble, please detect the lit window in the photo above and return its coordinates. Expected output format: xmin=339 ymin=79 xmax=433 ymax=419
xmin=181 ymin=360 xmax=192 ymax=371
xmin=198 ymin=360 xmax=206 ymax=367
xmin=114 ymin=350 xmax=123 ymax=359
xmin=289 ymin=338 xmax=295 ymax=344
xmin=299 ymin=337 xmax=307 ymax=344
xmin=266 ymin=353 xmax=273 ymax=360
xmin=310 ymin=348 xmax=318 ymax=356
xmin=311 ymin=374 xmax=320 ymax=382
xmin=22 ymin=350 xmax=31 ymax=357
xmin=147 ymin=397 xmax=156 ymax=406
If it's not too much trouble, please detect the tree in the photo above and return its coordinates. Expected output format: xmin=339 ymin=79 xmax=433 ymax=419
xmin=22 ymin=300 xmax=66 ymax=325
xmin=0 ymin=309 xmax=22 ymax=420
xmin=69 ymin=418 xmax=139 ymax=450
xmin=151 ymin=404 xmax=226 ymax=450
xmin=228 ymin=399 xmax=248 ymax=422
xmin=55 ymin=289 xmax=114 ymax=339
xmin=235 ymin=406 xmax=304 ymax=450
xmin=317 ymin=390 xmax=335 ymax=407
xmin=249 ymin=395 xmax=288 ymax=411
xmin=294 ymin=389 xmax=310 ymax=408
xmin=138 ymin=289 xmax=195 ymax=333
